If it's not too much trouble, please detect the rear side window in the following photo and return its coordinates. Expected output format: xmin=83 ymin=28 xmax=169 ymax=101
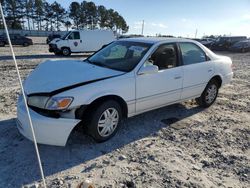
xmin=179 ymin=43 xmax=207 ymax=65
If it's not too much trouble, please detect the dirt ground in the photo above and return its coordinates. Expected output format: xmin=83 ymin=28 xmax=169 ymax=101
xmin=0 ymin=40 xmax=249 ymax=188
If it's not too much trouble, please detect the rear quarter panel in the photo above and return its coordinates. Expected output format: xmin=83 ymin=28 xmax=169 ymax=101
xmin=213 ymin=55 xmax=233 ymax=86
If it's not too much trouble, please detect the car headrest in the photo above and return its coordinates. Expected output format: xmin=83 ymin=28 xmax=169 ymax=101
xmin=161 ymin=47 xmax=175 ymax=56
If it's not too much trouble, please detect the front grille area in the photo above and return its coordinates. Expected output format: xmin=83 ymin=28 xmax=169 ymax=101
xmin=29 ymin=106 xmax=60 ymax=118
xmin=49 ymin=43 xmax=56 ymax=48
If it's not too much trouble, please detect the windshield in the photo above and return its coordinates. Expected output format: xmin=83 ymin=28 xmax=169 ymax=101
xmin=87 ymin=41 xmax=152 ymax=72
xmin=61 ymin=32 xmax=71 ymax=40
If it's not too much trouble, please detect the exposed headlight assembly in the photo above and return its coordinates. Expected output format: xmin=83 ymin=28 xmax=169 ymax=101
xmin=45 ymin=96 xmax=73 ymax=110
xmin=28 ymin=96 xmax=73 ymax=110
xmin=28 ymin=96 xmax=49 ymax=109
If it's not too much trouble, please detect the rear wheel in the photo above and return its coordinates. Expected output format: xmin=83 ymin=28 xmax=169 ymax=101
xmin=87 ymin=100 xmax=122 ymax=142
xmin=196 ymin=80 xmax=219 ymax=107
xmin=62 ymin=47 xmax=71 ymax=56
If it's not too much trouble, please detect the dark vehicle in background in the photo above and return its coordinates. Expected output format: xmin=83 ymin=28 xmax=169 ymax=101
xmin=0 ymin=34 xmax=33 ymax=47
xmin=46 ymin=34 xmax=61 ymax=44
xmin=191 ymin=38 xmax=214 ymax=48
xmin=211 ymin=36 xmax=247 ymax=51
xmin=229 ymin=40 xmax=250 ymax=53
xmin=200 ymin=38 xmax=215 ymax=48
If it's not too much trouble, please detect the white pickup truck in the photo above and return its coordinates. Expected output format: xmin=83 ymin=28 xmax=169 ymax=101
xmin=48 ymin=30 xmax=116 ymax=56
xmin=17 ymin=37 xmax=233 ymax=146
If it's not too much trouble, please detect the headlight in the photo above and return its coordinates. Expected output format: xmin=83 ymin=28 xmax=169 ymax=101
xmin=28 ymin=96 xmax=50 ymax=109
xmin=45 ymin=96 xmax=73 ymax=110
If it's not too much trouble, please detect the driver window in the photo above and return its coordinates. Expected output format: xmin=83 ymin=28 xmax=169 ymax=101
xmin=148 ymin=44 xmax=177 ymax=70
xmin=68 ymin=32 xmax=80 ymax=40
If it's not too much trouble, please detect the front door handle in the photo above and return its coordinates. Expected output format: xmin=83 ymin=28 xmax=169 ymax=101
xmin=208 ymin=69 xmax=213 ymax=72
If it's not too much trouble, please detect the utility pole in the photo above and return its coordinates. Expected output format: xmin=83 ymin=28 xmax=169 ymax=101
xmin=195 ymin=29 xmax=198 ymax=38
xmin=141 ymin=20 xmax=144 ymax=35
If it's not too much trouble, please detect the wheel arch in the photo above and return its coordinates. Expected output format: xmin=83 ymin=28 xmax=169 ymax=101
xmin=75 ymin=95 xmax=128 ymax=119
xmin=61 ymin=46 xmax=71 ymax=51
xmin=210 ymin=75 xmax=222 ymax=88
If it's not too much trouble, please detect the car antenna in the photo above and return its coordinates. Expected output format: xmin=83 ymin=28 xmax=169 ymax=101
xmin=0 ymin=3 xmax=47 ymax=188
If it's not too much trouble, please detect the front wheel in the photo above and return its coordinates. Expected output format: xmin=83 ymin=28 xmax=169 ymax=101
xmin=62 ymin=47 xmax=71 ymax=56
xmin=87 ymin=100 xmax=122 ymax=142
xmin=196 ymin=80 xmax=219 ymax=107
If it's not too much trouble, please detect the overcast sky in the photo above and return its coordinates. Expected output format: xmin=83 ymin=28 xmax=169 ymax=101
xmin=48 ymin=0 xmax=250 ymax=37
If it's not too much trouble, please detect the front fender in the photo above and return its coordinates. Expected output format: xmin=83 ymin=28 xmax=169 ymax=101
xmin=55 ymin=74 xmax=136 ymax=113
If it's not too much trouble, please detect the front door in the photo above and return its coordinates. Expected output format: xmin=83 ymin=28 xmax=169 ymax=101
xmin=136 ymin=43 xmax=183 ymax=113
xmin=67 ymin=31 xmax=83 ymax=52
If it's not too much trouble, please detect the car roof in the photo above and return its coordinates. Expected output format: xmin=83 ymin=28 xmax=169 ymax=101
xmin=236 ymin=39 xmax=250 ymax=43
xmin=118 ymin=37 xmax=195 ymax=44
xmin=220 ymin=36 xmax=247 ymax=38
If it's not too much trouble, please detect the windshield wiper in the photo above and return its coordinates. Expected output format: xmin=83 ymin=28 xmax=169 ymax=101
xmin=83 ymin=59 xmax=92 ymax=64
xmin=84 ymin=59 xmax=108 ymax=68
xmin=92 ymin=61 xmax=110 ymax=69
xmin=84 ymin=59 xmax=126 ymax=72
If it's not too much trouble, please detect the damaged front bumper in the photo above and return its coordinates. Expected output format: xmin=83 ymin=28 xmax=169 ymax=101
xmin=49 ymin=43 xmax=61 ymax=53
xmin=16 ymin=95 xmax=81 ymax=146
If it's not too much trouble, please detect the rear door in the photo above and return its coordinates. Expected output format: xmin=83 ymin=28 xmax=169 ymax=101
xmin=66 ymin=31 xmax=82 ymax=52
xmin=178 ymin=42 xmax=214 ymax=99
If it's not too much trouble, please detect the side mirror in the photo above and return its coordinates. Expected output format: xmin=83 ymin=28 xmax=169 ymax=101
xmin=138 ymin=64 xmax=159 ymax=75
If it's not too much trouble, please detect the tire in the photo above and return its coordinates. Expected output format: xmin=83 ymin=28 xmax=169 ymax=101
xmin=196 ymin=80 xmax=219 ymax=108
xmin=62 ymin=47 xmax=71 ymax=56
xmin=87 ymin=100 xmax=122 ymax=142
xmin=23 ymin=42 xmax=29 ymax=47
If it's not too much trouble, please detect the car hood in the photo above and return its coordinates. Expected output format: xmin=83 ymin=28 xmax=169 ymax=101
xmin=49 ymin=38 xmax=61 ymax=44
xmin=24 ymin=60 xmax=124 ymax=95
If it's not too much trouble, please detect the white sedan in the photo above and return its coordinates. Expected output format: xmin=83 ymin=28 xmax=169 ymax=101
xmin=17 ymin=38 xmax=233 ymax=146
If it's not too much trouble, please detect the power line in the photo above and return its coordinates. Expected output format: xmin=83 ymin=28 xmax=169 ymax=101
xmin=0 ymin=3 xmax=47 ymax=188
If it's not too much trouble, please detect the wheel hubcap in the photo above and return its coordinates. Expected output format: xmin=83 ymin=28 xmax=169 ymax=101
xmin=205 ymin=84 xmax=217 ymax=104
xmin=97 ymin=108 xmax=119 ymax=137
xmin=63 ymin=49 xmax=69 ymax=55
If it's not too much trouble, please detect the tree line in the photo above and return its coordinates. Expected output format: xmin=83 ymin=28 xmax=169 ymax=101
xmin=0 ymin=0 xmax=129 ymax=34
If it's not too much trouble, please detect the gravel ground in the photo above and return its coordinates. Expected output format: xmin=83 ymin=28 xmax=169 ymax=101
xmin=0 ymin=41 xmax=249 ymax=188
